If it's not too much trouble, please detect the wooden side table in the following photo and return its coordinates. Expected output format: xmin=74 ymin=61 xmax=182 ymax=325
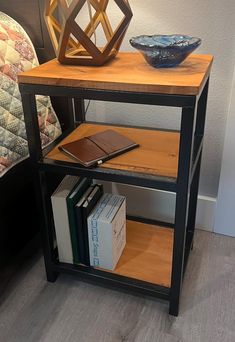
xmin=18 ymin=52 xmax=213 ymax=316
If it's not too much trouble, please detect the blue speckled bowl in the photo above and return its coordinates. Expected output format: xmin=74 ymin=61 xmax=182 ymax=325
xmin=129 ymin=34 xmax=201 ymax=68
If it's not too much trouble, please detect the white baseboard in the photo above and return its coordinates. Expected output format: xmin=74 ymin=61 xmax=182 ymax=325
xmin=109 ymin=183 xmax=216 ymax=232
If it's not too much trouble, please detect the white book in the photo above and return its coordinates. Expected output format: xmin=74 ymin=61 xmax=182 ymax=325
xmin=88 ymin=194 xmax=126 ymax=270
xmin=51 ymin=175 xmax=79 ymax=263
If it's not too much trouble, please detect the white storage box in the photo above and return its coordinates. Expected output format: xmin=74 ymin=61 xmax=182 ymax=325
xmin=87 ymin=193 xmax=126 ymax=270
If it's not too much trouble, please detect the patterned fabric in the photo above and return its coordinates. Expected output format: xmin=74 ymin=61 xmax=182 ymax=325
xmin=0 ymin=12 xmax=61 ymax=176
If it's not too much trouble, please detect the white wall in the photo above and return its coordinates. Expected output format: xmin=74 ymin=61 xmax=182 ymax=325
xmin=85 ymin=0 xmax=235 ymax=199
xmin=214 ymin=65 xmax=235 ymax=237
xmin=76 ymin=1 xmax=235 ymax=231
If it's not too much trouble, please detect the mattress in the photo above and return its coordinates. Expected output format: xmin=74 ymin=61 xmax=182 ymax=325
xmin=0 ymin=11 xmax=62 ymax=177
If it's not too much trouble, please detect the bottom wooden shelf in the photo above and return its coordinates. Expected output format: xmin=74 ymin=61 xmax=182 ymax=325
xmin=101 ymin=220 xmax=173 ymax=288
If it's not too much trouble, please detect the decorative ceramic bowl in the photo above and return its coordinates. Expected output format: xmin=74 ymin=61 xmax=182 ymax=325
xmin=129 ymin=34 xmax=201 ymax=68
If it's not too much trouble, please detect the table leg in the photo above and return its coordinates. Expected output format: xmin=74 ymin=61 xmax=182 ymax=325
xmin=169 ymin=106 xmax=195 ymax=316
xmin=39 ymin=170 xmax=58 ymax=282
xmin=21 ymin=93 xmax=57 ymax=281
xmin=74 ymin=98 xmax=86 ymax=125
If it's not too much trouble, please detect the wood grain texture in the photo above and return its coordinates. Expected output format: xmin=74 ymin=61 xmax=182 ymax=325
xmin=18 ymin=52 xmax=213 ymax=95
xmin=110 ymin=220 xmax=173 ymax=287
xmin=46 ymin=123 xmax=180 ymax=178
xmin=1 ymin=230 xmax=235 ymax=342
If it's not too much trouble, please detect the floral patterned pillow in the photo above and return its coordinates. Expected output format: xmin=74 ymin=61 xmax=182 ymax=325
xmin=0 ymin=11 xmax=62 ymax=176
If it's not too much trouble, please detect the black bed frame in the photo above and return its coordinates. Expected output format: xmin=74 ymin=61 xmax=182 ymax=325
xmin=0 ymin=0 xmax=69 ymax=267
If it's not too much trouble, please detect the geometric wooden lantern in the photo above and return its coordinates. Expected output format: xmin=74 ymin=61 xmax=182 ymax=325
xmin=44 ymin=0 xmax=133 ymax=66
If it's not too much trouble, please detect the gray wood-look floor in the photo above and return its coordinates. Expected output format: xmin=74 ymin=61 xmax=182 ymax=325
xmin=0 ymin=230 xmax=235 ymax=342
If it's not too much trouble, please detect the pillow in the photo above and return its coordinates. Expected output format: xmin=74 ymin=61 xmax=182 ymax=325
xmin=0 ymin=11 xmax=62 ymax=176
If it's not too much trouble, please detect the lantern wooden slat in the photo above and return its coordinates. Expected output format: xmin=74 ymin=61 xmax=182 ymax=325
xmin=44 ymin=0 xmax=132 ymax=66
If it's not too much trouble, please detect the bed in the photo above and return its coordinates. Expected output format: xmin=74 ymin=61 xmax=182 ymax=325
xmin=0 ymin=0 xmax=70 ymax=266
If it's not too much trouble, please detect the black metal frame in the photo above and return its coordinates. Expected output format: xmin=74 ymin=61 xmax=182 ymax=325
xmin=19 ymin=76 xmax=209 ymax=316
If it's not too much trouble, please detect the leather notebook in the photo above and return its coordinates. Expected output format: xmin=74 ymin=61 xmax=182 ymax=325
xmin=59 ymin=129 xmax=139 ymax=167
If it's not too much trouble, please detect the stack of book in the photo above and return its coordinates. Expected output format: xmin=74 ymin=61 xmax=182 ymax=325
xmin=51 ymin=176 xmax=126 ymax=270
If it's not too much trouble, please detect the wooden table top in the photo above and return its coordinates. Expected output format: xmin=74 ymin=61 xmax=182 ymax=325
xmin=18 ymin=52 xmax=213 ymax=95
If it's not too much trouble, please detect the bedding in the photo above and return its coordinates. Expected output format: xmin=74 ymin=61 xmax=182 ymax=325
xmin=0 ymin=11 xmax=61 ymax=176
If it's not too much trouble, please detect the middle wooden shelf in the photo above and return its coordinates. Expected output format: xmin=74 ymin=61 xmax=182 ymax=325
xmin=45 ymin=123 xmax=180 ymax=182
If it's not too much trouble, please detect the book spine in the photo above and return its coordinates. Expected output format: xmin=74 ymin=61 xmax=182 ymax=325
xmin=88 ymin=195 xmax=113 ymax=268
xmin=84 ymin=186 xmax=104 ymax=266
xmin=67 ymin=198 xmax=80 ymax=264
xmin=89 ymin=212 xmax=100 ymax=267
xmin=51 ymin=196 xmax=73 ymax=264
xmin=88 ymin=196 xmax=108 ymax=267
xmin=81 ymin=212 xmax=90 ymax=266
xmin=75 ymin=205 xmax=86 ymax=264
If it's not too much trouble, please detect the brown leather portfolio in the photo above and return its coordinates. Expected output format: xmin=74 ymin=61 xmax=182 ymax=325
xmin=58 ymin=129 xmax=139 ymax=167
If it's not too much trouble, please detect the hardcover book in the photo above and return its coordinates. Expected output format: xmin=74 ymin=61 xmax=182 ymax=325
xmin=75 ymin=184 xmax=103 ymax=265
xmin=51 ymin=175 xmax=80 ymax=263
xmin=66 ymin=178 xmax=92 ymax=264
xmin=59 ymin=129 xmax=139 ymax=167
